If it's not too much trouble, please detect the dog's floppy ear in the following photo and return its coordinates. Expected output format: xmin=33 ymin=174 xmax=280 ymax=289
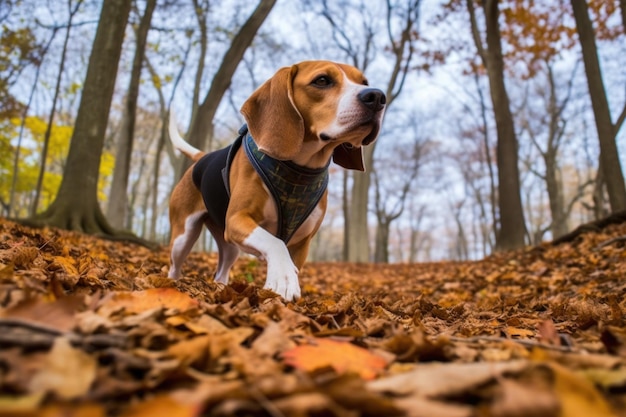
xmin=240 ymin=65 xmax=304 ymax=160
xmin=333 ymin=144 xmax=365 ymax=171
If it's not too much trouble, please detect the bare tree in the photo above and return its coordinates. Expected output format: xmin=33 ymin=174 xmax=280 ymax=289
xmin=26 ymin=0 xmax=133 ymax=236
xmin=177 ymin=0 xmax=277 ymax=179
xmin=467 ymin=0 xmax=526 ymax=250
xmin=570 ymin=0 xmax=626 ymax=212
xmin=31 ymin=0 xmax=83 ymax=216
xmin=107 ymin=0 xmax=157 ymax=229
xmin=316 ymin=0 xmax=421 ymax=262
xmin=518 ymin=61 xmax=593 ymax=240
xmin=189 ymin=0 xmax=209 ymax=132
xmin=144 ymin=39 xmax=191 ymax=241
xmin=372 ymin=123 xmax=426 ymax=263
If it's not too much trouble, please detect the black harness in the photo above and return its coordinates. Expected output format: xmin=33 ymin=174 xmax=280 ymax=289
xmin=192 ymin=125 xmax=329 ymax=243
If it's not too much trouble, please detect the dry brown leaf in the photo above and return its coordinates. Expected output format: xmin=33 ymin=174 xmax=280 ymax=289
xmin=34 ymin=403 xmax=105 ymax=417
xmin=1 ymin=218 xmax=626 ymax=415
xmin=251 ymin=320 xmax=296 ymax=357
xmin=537 ymin=319 xmax=561 ymax=346
xmin=601 ymin=326 xmax=626 ymax=357
xmin=0 ymin=295 xmax=84 ymax=332
xmin=489 ymin=377 xmax=559 ymax=417
xmin=368 ymin=360 xmax=529 ymax=397
xmin=29 ymin=337 xmax=97 ymax=400
xmin=505 ymin=326 xmax=535 ymax=339
xmin=394 ymin=397 xmax=472 ymax=417
xmin=118 ymin=395 xmax=198 ymax=417
xmin=548 ymin=362 xmax=616 ymax=417
xmin=97 ymin=288 xmax=198 ymax=317
xmin=282 ymin=338 xmax=388 ymax=380
xmin=0 ymin=393 xmax=45 ymax=416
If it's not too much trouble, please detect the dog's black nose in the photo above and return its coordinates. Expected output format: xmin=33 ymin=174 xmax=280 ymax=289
xmin=358 ymin=88 xmax=386 ymax=112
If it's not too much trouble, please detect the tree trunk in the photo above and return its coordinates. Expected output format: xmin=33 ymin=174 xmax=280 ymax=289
xmin=189 ymin=0 xmax=209 ymax=132
xmin=107 ymin=0 xmax=156 ymax=229
xmin=482 ymin=0 xmax=527 ymax=251
xmin=571 ymin=0 xmax=626 ymax=212
xmin=342 ymin=170 xmax=350 ymax=261
xmin=29 ymin=0 xmax=133 ymax=236
xmin=178 ymin=0 xmax=276 ymax=179
xmin=347 ymin=146 xmax=374 ymax=262
xmin=374 ymin=219 xmax=389 ymax=263
xmin=330 ymin=0 xmax=420 ymax=262
xmin=32 ymin=0 xmax=82 ymax=216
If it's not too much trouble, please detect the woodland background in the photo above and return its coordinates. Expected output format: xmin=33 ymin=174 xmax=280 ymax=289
xmin=1 ymin=0 xmax=626 ymax=262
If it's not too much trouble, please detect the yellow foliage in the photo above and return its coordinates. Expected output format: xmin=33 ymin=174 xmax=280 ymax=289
xmin=1 ymin=115 xmax=115 ymax=213
xmin=98 ymin=150 xmax=115 ymax=202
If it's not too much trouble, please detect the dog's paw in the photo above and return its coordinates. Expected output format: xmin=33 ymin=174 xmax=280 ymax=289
xmin=264 ymin=258 xmax=301 ymax=301
xmin=214 ymin=274 xmax=229 ymax=285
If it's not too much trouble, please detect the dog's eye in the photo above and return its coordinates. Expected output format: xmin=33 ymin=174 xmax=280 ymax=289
xmin=312 ymin=76 xmax=332 ymax=87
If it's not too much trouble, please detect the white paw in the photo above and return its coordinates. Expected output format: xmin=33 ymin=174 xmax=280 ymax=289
xmin=214 ymin=273 xmax=229 ymax=285
xmin=264 ymin=258 xmax=301 ymax=301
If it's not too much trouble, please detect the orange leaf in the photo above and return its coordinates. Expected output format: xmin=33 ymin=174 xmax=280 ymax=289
xmin=98 ymin=288 xmax=198 ymax=317
xmin=118 ymin=395 xmax=199 ymax=417
xmin=281 ymin=338 xmax=387 ymax=380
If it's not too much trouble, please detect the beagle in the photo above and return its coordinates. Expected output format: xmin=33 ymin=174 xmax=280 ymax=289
xmin=168 ymin=60 xmax=386 ymax=301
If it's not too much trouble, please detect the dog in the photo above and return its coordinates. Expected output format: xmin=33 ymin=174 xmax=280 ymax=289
xmin=168 ymin=60 xmax=386 ymax=301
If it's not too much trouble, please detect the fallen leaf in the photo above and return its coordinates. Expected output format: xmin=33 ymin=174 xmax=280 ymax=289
xmin=34 ymin=403 xmax=105 ymax=417
xmin=0 ymin=393 xmax=45 ymax=415
xmin=29 ymin=337 xmax=97 ymax=400
xmin=0 ymin=295 xmax=84 ymax=333
xmin=600 ymin=326 xmax=626 ymax=357
xmin=548 ymin=362 xmax=616 ymax=417
xmin=167 ymin=335 xmax=212 ymax=366
xmin=282 ymin=338 xmax=388 ymax=380
xmin=537 ymin=319 xmax=561 ymax=346
xmin=489 ymin=377 xmax=559 ymax=417
xmin=48 ymin=255 xmax=79 ymax=275
xmin=368 ymin=360 xmax=529 ymax=397
xmin=505 ymin=326 xmax=535 ymax=339
xmin=394 ymin=397 xmax=472 ymax=417
xmin=97 ymin=288 xmax=198 ymax=317
xmin=118 ymin=395 xmax=199 ymax=417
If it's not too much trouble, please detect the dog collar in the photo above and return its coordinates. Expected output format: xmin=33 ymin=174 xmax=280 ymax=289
xmin=240 ymin=125 xmax=329 ymax=243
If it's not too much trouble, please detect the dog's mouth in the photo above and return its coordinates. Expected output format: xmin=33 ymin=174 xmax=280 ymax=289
xmin=320 ymin=118 xmax=381 ymax=145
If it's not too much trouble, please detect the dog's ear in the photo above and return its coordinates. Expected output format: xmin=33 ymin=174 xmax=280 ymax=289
xmin=333 ymin=144 xmax=365 ymax=171
xmin=240 ymin=65 xmax=304 ymax=160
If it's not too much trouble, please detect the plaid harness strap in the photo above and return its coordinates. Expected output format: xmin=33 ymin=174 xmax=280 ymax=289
xmin=240 ymin=125 xmax=329 ymax=243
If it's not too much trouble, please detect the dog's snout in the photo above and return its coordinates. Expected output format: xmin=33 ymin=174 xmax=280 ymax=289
xmin=358 ymin=88 xmax=386 ymax=112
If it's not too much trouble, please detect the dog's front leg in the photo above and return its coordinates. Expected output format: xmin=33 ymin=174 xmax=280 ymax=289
xmin=245 ymin=226 xmax=301 ymax=301
xmin=225 ymin=212 xmax=300 ymax=301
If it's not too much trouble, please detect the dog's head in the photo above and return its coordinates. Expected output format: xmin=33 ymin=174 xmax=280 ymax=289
xmin=240 ymin=60 xmax=386 ymax=171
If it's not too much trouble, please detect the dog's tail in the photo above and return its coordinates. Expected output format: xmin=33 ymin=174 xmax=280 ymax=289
xmin=169 ymin=109 xmax=204 ymax=161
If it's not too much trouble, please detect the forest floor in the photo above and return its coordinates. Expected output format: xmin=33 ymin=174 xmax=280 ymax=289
xmin=0 ymin=216 xmax=625 ymax=417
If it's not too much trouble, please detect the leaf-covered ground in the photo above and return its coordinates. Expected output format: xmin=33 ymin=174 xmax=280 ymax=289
xmin=0 ymin=216 xmax=625 ymax=417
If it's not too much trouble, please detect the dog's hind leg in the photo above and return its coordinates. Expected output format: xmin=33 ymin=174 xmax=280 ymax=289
xmin=169 ymin=211 xmax=206 ymax=279
xmin=206 ymin=222 xmax=239 ymax=284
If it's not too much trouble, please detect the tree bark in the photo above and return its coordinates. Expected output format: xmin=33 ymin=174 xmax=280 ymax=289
xmin=346 ymin=0 xmax=420 ymax=262
xmin=571 ymin=0 xmax=626 ymax=212
xmin=374 ymin=220 xmax=389 ymax=263
xmin=474 ymin=0 xmax=527 ymax=251
xmin=189 ymin=0 xmax=209 ymax=132
xmin=28 ymin=0 xmax=133 ymax=236
xmin=107 ymin=0 xmax=157 ymax=229
xmin=178 ymin=0 xmax=276 ymax=179
xmin=347 ymin=153 xmax=373 ymax=262
xmin=32 ymin=0 xmax=82 ymax=216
